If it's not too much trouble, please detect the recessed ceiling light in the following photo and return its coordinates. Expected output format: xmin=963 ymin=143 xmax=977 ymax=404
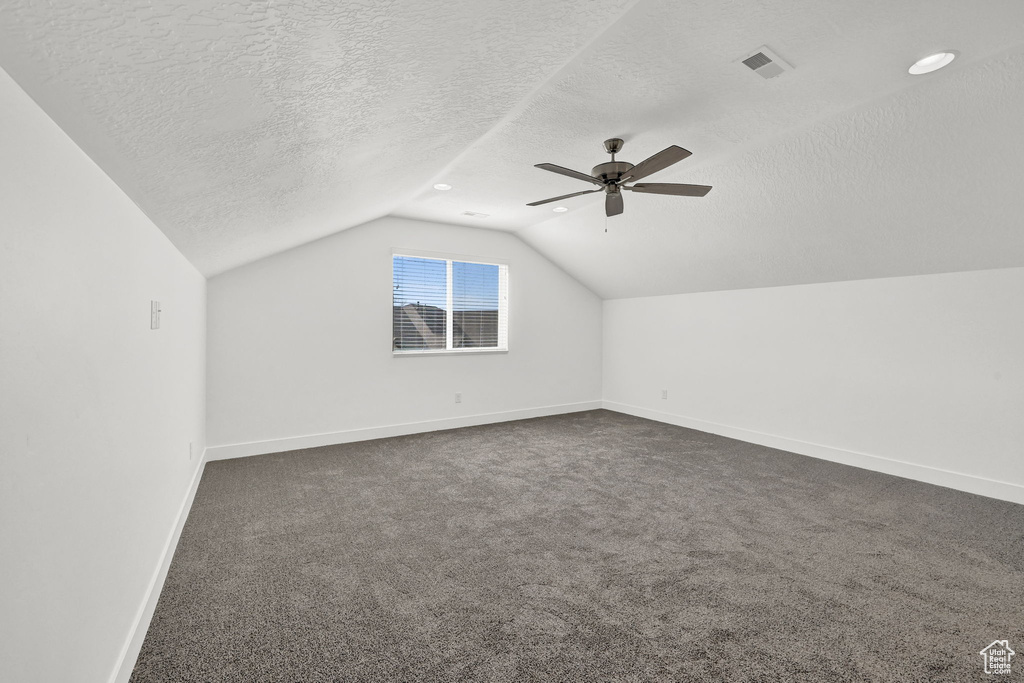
xmin=909 ymin=51 xmax=956 ymax=75
xmin=433 ymin=183 xmax=452 ymax=191
xmin=552 ymin=206 xmax=568 ymax=213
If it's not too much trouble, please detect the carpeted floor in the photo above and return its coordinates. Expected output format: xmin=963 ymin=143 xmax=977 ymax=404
xmin=131 ymin=410 xmax=1024 ymax=682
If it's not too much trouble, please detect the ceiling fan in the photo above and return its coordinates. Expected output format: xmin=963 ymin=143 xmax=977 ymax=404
xmin=527 ymin=138 xmax=711 ymax=217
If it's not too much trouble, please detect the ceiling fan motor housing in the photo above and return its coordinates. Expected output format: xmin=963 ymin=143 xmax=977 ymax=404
xmin=592 ymin=161 xmax=634 ymax=183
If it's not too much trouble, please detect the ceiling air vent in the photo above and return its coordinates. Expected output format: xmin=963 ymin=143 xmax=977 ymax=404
xmin=739 ymin=46 xmax=792 ymax=79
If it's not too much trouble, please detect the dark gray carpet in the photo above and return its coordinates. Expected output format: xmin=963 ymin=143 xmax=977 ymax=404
xmin=131 ymin=410 xmax=1024 ymax=682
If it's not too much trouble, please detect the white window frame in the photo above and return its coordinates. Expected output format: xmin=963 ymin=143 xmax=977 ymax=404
xmin=392 ymin=248 xmax=509 ymax=356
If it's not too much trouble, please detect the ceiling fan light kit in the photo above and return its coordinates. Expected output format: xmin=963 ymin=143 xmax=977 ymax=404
xmin=528 ymin=138 xmax=712 ymax=217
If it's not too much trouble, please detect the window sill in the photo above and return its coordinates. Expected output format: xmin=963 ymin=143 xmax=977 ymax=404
xmin=393 ymin=348 xmax=509 ymax=357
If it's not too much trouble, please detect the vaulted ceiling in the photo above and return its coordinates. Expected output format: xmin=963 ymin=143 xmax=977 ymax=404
xmin=2 ymin=1 xmax=1024 ymax=297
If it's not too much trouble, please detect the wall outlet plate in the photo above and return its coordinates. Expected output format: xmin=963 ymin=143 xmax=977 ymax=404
xmin=455 ymin=392 xmax=462 ymax=403
xmin=661 ymin=389 xmax=668 ymax=399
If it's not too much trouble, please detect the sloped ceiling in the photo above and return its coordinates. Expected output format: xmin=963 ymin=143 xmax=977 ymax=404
xmin=2 ymin=1 xmax=1024 ymax=297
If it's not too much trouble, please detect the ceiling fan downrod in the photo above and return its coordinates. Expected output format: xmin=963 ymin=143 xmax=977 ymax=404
xmin=592 ymin=139 xmax=634 ymax=185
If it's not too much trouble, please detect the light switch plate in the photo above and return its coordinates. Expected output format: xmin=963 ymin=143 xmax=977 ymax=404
xmin=151 ymin=301 xmax=161 ymax=329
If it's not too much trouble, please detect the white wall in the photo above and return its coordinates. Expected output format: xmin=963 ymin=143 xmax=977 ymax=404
xmin=0 ymin=68 xmax=207 ymax=683
xmin=207 ymin=216 xmax=602 ymax=456
xmin=603 ymin=267 xmax=1024 ymax=504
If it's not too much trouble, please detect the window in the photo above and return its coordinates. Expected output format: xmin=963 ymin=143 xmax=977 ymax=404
xmin=392 ymin=253 xmax=508 ymax=354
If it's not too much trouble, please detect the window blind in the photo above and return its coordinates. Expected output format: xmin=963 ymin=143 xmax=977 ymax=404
xmin=393 ymin=254 xmax=508 ymax=353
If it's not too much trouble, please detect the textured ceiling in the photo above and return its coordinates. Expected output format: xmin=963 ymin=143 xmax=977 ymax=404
xmin=0 ymin=0 xmax=632 ymax=274
xmin=520 ymin=46 xmax=1024 ymax=298
xmin=2 ymin=1 xmax=1024 ymax=295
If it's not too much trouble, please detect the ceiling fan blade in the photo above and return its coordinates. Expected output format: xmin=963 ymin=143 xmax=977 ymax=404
xmin=606 ymin=190 xmax=623 ymax=217
xmin=628 ymin=182 xmax=712 ymax=197
xmin=535 ymin=163 xmax=604 ymax=186
xmin=526 ymin=188 xmax=602 ymax=206
xmin=619 ymin=145 xmax=692 ymax=183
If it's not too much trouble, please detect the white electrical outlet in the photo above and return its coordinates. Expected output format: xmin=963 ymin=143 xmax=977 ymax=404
xmin=661 ymin=389 xmax=668 ymax=400
xmin=455 ymin=392 xmax=462 ymax=404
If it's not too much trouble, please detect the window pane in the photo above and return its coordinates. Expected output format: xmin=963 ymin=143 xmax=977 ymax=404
xmin=393 ymin=256 xmax=447 ymax=350
xmin=452 ymin=261 xmax=499 ymax=348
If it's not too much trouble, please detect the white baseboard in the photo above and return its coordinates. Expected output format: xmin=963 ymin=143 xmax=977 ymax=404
xmin=206 ymin=401 xmax=604 ymax=461
xmin=110 ymin=449 xmax=208 ymax=683
xmin=603 ymin=401 xmax=1024 ymax=506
